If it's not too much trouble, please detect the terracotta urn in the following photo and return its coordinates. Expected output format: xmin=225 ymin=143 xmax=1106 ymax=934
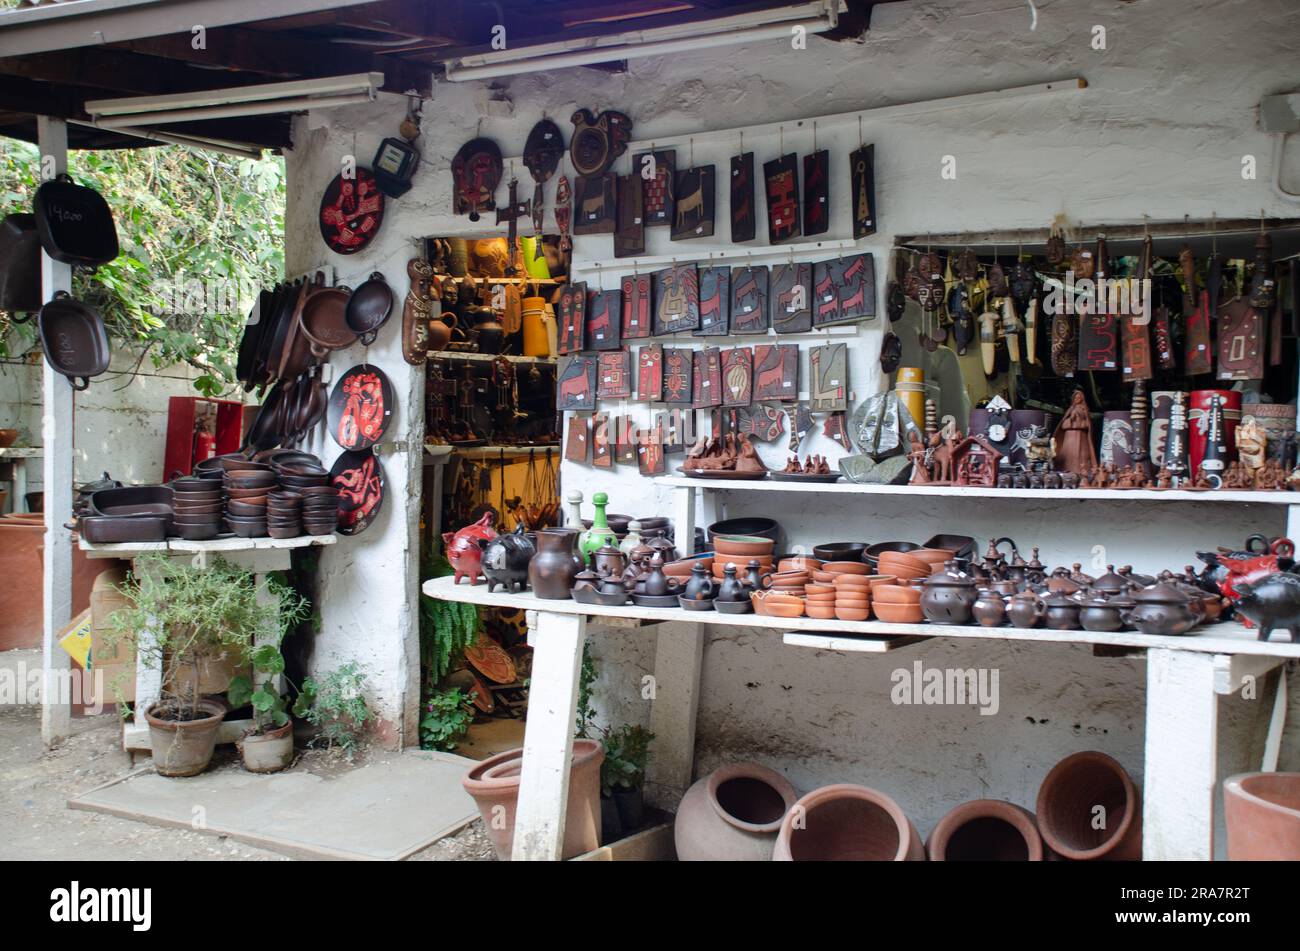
xmin=442 ymin=511 xmax=497 ymax=585
xmin=926 ymin=799 xmax=1048 ymax=861
xmin=1223 ymin=772 xmax=1300 ymax=860
xmin=462 ymin=740 xmax=604 ymax=860
xmin=1035 ymin=751 xmax=1141 ymax=860
xmin=919 ymin=561 xmax=979 ymax=624
xmin=773 ymin=784 xmax=924 ymax=861
xmin=674 ymin=762 xmax=798 ymax=861
xmin=528 ymin=528 xmax=583 ymax=600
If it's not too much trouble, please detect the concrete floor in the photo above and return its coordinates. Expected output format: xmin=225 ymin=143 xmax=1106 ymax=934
xmin=0 ymin=651 xmax=495 ymax=861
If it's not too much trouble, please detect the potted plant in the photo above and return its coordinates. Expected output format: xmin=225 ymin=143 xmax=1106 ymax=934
xmin=108 ymin=555 xmax=299 ymax=777
xmin=227 ymin=645 xmax=296 ymax=772
xmin=295 ymin=662 xmax=371 ymax=760
xmin=599 ymin=724 xmax=655 ymax=841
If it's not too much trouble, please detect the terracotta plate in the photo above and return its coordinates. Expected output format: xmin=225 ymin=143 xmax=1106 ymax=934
xmin=766 ymin=471 xmax=842 ymax=483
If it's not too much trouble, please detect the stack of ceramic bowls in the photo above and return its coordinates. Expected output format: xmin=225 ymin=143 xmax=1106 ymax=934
xmin=266 ymin=491 xmax=303 ymax=539
xmin=804 ymin=580 xmax=837 ymax=619
xmin=713 ymin=535 xmax=774 ymax=577
xmin=272 ymin=456 xmax=336 ymax=536
xmin=169 ymin=473 xmax=224 ymax=540
xmin=878 ymin=550 xmax=932 ymax=583
xmin=222 ymin=458 xmax=276 ymax=538
xmin=872 ymin=583 xmax=924 ymax=623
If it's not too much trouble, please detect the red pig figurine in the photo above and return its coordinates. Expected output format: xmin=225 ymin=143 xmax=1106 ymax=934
xmin=443 ymin=511 xmax=498 ymax=585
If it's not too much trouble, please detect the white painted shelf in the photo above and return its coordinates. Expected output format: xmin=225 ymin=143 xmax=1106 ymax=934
xmin=79 ymin=534 xmax=337 ymax=557
xmin=656 ymin=475 xmax=1300 ymax=505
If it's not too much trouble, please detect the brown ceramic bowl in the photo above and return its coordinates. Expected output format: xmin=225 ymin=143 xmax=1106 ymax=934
xmin=878 ymin=551 xmax=930 ymax=572
xmin=219 ymin=456 xmax=269 ymax=472
xmin=873 ymin=584 xmax=922 ymax=605
xmin=810 ymin=569 xmax=837 ymax=584
xmin=873 ymin=602 xmax=925 ymax=624
xmin=778 ymin=557 xmax=824 ymax=573
xmin=806 ymin=604 xmax=837 ymax=620
xmin=911 ymin=548 xmax=955 ymax=567
xmin=765 ymin=602 xmax=806 ymax=619
xmin=0 ymin=429 xmax=18 ymax=448
xmin=824 ymin=560 xmax=871 ymax=576
xmin=835 ymin=606 xmax=871 ymax=622
xmin=866 ymin=574 xmax=898 ymax=591
xmin=883 ymin=565 xmax=928 ymax=582
xmin=831 ymin=574 xmax=873 ymax=588
xmin=805 ymin=592 xmax=837 ymax=604
xmin=667 ymin=556 xmax=714 ymax=578
xmin=804 ymin=583 xmax=836 ymax=596
xmin=714 ymin=535 xmax=776 ymax=557
xmin=834 ymin=594 xmax=870 ymax=608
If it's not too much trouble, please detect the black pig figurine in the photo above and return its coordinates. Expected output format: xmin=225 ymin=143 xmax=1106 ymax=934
xmin=1233 ymin=573 xmax=1300 ymax=642
xmin=479 ymin=525 xmax=537 ymax=593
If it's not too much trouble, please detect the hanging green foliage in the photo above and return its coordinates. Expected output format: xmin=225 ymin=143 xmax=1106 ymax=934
xmin=0 ymin=136 xmax=285 ymax=395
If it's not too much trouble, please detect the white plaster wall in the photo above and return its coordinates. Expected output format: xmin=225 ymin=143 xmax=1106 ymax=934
xmin=288 ymin=0 xmax=1300 ymax=845
xmin=471 ymin=0 xmax=1299 ymax=854
xmin=0 ymin=351 xmax=222 ymax=498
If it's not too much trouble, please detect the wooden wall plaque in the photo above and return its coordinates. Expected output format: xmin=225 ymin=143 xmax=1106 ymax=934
xmin=1217 ymin=297 xmax=1264 ymax=380
xmin=572 ymin=173 xmax=616 ymax=235
xmin=850 ymin=144 xmax=876 ymax=239
xmin=763 ymin=154 xmax=801 ymax=244
xmin=730 ymin=152 xmax=756 ymax=242
xmin=591 ymin=412 xmax=612 ymax=468
xmin=634 ymin=149 xmax=674 ymax=226
xmin=585 ymin=288 xmax=622 ymax=351
xmin=671 ymin=166 xmax=715 ymax=240
xmin=565 ymin=414 xmax=590 ymax=463
xmin=721 ymin=346 xmax=753 ymax=407
xmin=802 ymin=150 xmax=829 ymax=237
xmin=653 ymin=264 xmax=700 ymax=335
xmin=597 ymin=349 xmax=631 ymax=399
xmin=637 ymin=343 xmax=663 ymax=401
xmin=696 ymin=265 xmax=730 ymax=337
xmin=753 ymin=343 xmax=798 ymax=402
xmin=1076 ymin=297 xmax=1118 ymax=371
xmin=771 ymin=262 xmax=812 ymax=334
xmin=812 ymin=254 xmax=875 ymax=327
xmin=662 ymin=347 xmax=693 ymax=405
xmin=730 ymin=265 xmax=769 ymax=334
xmin=556 ymin=282 xmax=586 ymax=354
xmin=614 ymin=173 xmax=645 ymax=258
xmin=692 ymin=347 xmax=722 ymax=408
xmin=556 ymin=354 xmax=597 ymax=411
xmin=621 ymin=273 xmax=651 ymax=340
xmin=809 ymin=342 xmax=848 ymax=411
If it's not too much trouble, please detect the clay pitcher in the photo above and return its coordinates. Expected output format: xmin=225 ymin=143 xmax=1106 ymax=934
xmin=528 ymin=528 xmax=583 ymax=600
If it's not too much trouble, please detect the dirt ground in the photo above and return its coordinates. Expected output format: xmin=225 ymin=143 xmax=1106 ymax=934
xmin=0 ymin=702 xmax=495 ymax=861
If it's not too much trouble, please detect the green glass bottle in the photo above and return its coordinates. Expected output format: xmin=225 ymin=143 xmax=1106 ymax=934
xmin=579 ymin=491 xmax=618 ymax=565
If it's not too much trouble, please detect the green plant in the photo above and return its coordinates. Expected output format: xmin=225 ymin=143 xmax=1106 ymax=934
xmin=297 ymin=662 xmax=370 ymax=757
xmin=420 ymin=597 xmax=480 ymax=683
xmin=107 ymin=554 xmax=301 ymax=721
xmin=600 ymin=725 xmax=655 ymax=797
xmin=420 ymin=687 xmax=475 ymax=752
xmin=575 ymin=643 xmax=598 ymax=738
xmin=227 ymin=645 xmax=290 ymax=734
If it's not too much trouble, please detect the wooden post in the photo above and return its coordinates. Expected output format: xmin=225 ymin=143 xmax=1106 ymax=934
xmin=38 ymin=116 xmax=73 ymax=749
xmin=645 ymin=622 xmax=705 ymax=809
xmin=511 ymin=610 xmax=586 ymax=860
xmin=1143 ymin=648 xmax=1219 ymax=860
xmin=671 ymin=482 xmax=696 ymax=557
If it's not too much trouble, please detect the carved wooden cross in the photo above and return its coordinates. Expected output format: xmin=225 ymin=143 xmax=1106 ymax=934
xmin=495 ymin=178 xmax=531 ymax=275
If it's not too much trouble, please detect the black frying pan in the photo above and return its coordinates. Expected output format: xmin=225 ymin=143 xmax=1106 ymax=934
xmin=236 ymin=287 xmax=271 ymax=387
xmin=0 ymin=213 xmax=42 ymax=318
xmin=244 ymin=379 xmax=288 ymax=451
xmin=345 ymin=271 xmax=394 ymax=345
xmin=38 ymin=292 xmax=110 ymax=390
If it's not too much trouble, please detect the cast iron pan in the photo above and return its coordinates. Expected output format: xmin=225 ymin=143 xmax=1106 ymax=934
xmin=326 ymin=363 xmax=394 ymax=451
xmin=236 ymin=287 xmax=272 ymax=387
xmin=244 ymin=379 xmax=288 ymax=452
xmin=262 ymin=280 xmax=305 ymax=386
xmin=0 ymin=213 xmax=42 ymax=317
xmin=277 ymin=276 xmax=318 ymax=381
xmin=345 ymin=271 xmax=394 ymax=345
xmin=330 ymin=449 xmax=384 ymax=536
xmin=38 ymin=292 xmax=110 ymax=390
xmin=299 ymin=281 xmax=356 ymax=357
xmin=33 ymin=174 xmax=119 ymax=267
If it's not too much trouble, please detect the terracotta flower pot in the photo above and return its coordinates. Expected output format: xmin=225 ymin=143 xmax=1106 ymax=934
xmin=926 ymin=799 xmax=1048 ymax=861
xmin=774 ymin=784 xmax=924 ymax=861
xmin=1223 ymin=772 xmax=1300 ymax=860
xmin=675 ymin=762 xmax=798 ymax=861
xmin=239 ymin=721 xmax=294 ymax=773
xmin=144 ymin=699 xmax=227 ymax=777
xmin=462 ymin=739 xmax=604 ymax=860
xmin=1035 ymin=751 xmax=1141 ymax=860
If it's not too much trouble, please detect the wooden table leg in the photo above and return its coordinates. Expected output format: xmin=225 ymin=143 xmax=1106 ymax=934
xmin=1143 ymin=648 xmax=1218 ymax=860
xmin=645 ymin=622 xmax=705 ymax=810
xmin=512 ymin=610 xmax=587 ymax=861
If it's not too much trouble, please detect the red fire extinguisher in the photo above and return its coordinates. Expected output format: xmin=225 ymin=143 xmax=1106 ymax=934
xmin=194 ymin=427 xmax=216 ymax=467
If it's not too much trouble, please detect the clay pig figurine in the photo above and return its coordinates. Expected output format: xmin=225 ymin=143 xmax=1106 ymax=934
xmin=1233 ymin=572 xmax=1300 ymax=642
xmin=479 ymin=525 xmax=536 ymax=593
xmin=443 ymin=511 xmax=498 ymax=585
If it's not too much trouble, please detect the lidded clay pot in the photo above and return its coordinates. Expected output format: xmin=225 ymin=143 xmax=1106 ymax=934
xmin=1041 ymin=591 xmax=1083 ymax=630
xmin=919 ymin=560 xmax=979 ymax=624
xmin=674 ymin=762 xmax=798 ymax=861
xmin=972 ymin=589 xmax=1007 ymax=627
xmin=1078 ymin=591 xmax=1135 ymax=633
xmin=1006 ymin=591 xmax=1045 ymax=629
xmin=1125 ymin=581 xmax=1202 ymax=636
xmin=1090 ymin=565 xmax=1137 ymax=597
xmin=528 ymin=528 xmax=583 ymax=600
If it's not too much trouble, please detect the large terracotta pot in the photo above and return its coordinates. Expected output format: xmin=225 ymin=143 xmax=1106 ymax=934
xmin=773 ymin=783 xmax=925 ymax=861
xmin=0 ymin=515 xmax=111 ymax=650
xmin=527 ymin=528 xmax=583 ymax=600
xmin=926 ymin=799 xmax=1048 ymax=861
xmin=1035 ymin=751 xmax=1141 ymax=860
xmin=674 ymin=762 xmax=797 ymax=861
xmin=1223 ymin=772 xmax=1300 ymax=860
xmin=144 ymin=698 xmax=227 ymax=777
xmin=461 ymin=739 xmax=603 ymax=860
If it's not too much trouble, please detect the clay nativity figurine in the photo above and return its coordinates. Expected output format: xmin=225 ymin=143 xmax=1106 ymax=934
xmin=908 ymin=421 xmax=1004 ymax=487
xmin=682 ymin=432 xmax=767 ymax=475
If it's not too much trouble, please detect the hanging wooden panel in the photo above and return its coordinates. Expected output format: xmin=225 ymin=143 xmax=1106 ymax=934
xmin=591 ymin=412 xmax=612 ymax=467
xmin=763 ymin=154 xmax=801 ymax=244
xmin=812 ymin=254 xmax=875 ymax=327
xmin=652 ymin=264 xmax=699 ymax=335
xmin=696 ymin=265 xmax=730 ymax=337
xmin=614 ymin=173 xmax=645 ymax=259
xmin=597 ymin=349 xmax=631 ymax=399
xmin=850 ymin=144 xmax=876 ymax=239
xmin=771 ymin=262 xmax=812 ymax=334
xmin=565 ymin=414 xmax=590 ymax=463
xmin=585 ymin=288 xmax=621 ymax=352
xmin=621 ymin=273 xmax=651 ymax=340
xmin=721 ymin=346 xmax=753 ymax=407
xmin=637 ymin=343 xmax=663 ymax=401
xmin=753 ymin=343 xmax=798 ymax=402
xmin=730 ymin=152 xmax=756 ymax=243
xmin=1217 ymin=297 xmax=1264 ymax=381
xmin=809 ymin=342 xmax=848 ymax=412
xmin=670 ymin=166 xmax=716 ymax=240
xmin=1120 ymin=308 xmax=1153 ymax=382
xmin=730 ymin=265 xmax=769 ymax=334
xmin=634 ymin=149 xmax=674 ymax=226
xmin=802 ymin=150 xmax=829 ymax=237
xmin=662 ymin=347 xmax=693 ymax=405
xmin=556 ymin=354 xmax=597 ymax=411
xmin=1076 ymin=298 xmax=1118 ymax=371
xmin=571 ymin=173 xmax=616 ymax=235
xmin=692 ymin=347 xmax=723 ymax=409
xmin=556 ymin=282 xmax=586 ymax=354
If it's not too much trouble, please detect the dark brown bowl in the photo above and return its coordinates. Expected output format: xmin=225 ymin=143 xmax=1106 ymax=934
xmin=173 ymin=522 xmax=221 ymax=541
xmin=225 ymin=488 xmax=271 ymax=501
xmin=268 ymin=525 xmax=302 ymax=540
xmin=78 ymin=515 xmax=168 ymax=544
xmin=173 ymin=501 xmax=224 ymax=515
xmin=226 ymin=499 xmax=267 ymax=516
xmin=228 ymin=520 xmax=268 ymax=538
xmin=219 ymin=457 xmax=270 ymax=472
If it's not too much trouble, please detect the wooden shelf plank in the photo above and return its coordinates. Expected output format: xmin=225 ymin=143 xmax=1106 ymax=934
xmin=423 ymin=575 xmax=1300 ymax=658
xmin=655 ymin=475 xmax=1300 ymax=506
xmin=79 ymin=534 xmax=337 ymax=558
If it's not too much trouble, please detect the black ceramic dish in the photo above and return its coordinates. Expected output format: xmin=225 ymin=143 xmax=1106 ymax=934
xmin=864 ymin=541 xmax=921 ymax=567
xmin=632 ymin=593 xmax=681 ymax=608
xmin=922 ymin=534 xmax=977 ymax=560
xmin=572 ymin=587 xmax=628 ymax=607
xmin=707 ymin=517 xmax=780 ymax=544
xmin=345 ymin=271 xmax=394 ymax=345
xmin=78 ymin=515 xmax=168 ymax=544
xmin=0 ymin=212 xmax=42 ymax=315
xmin=678 ymin=596 xmax=716 ymax=611
xmin=327 ymin=364 xmax=394 ymax=452
xmin=813 ymin=542 xmax=869 ymax=562
xmin=33 ymin=174 xmax=119 ymax=267
xmin=713 ymin=599 xmax=754 ymax=615
xmin=38 ymin=292 xmax=110 ymax=390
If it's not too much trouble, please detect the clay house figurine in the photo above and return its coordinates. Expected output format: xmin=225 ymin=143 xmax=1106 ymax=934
xmin=950 ymin=433 xmax=1005 ymax=487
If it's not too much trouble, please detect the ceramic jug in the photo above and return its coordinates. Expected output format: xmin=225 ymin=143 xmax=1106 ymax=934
xmin=529 ymin=528 xmax=583 ymax=600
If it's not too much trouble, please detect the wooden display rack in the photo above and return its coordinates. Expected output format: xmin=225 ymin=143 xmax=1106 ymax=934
xmin=424 ymin=475 xmax=1300 ymax=861
xmin=80 ymin=534 xmax=336 ymax=752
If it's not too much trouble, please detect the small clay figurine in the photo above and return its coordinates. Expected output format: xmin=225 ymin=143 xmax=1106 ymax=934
xmin=1053 ymin=389 xmax=1098 ymax=477
xmin=1236 ymin=415 xmax=1268 ymax=473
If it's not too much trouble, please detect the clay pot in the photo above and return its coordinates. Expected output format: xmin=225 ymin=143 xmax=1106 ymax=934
xmin=873 ymin=584 xmax=921 ymax=605
xmin=1036 ymin=751 xmax=1141 ymax=860
xmin=920 ymin=562 xmax=979 ymax=624
xmin=835 ymin=606 xmax=870 ymax=621
xmin=239 ymin=721 xmax=294 ymax=773
xmin=824 ymin=560 xmax=870 ymax=576
xmin=714 ymin=534 xmax=776 ymax=558
xmin=1041 ymin=591 xmax=1083 ymax=631
xmin=1124 ymin=581 xmax=1201 ymax=636
xmin=144 ymin=699 xmax=227 ymax=777
xmin=926 ymin=800 xmax=1048 ymax=861
xmin=773 ymin=784 xmax=925 ymax=861
xmin=972 ymin=589 xmax=1006 ymax=627
xmin=806 ymin=605 xmax=837 ymax=619
xmin=1079 ymin=592 xmax=1135 ymax=633
xmin=1007 ymin=591 xmax=1045 ymax=628
xmin=666 ymin=555 xmax=714 ymax=578
xmin=1223 ymin=772 xmax=1300 ymax=860
xmin=873 ymin=602 xmax=924 ymax=624
xmin=528 ymin=528 xmax=583 ymax=600
xmin=675 ymin=762 xmax=798 ymax=861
